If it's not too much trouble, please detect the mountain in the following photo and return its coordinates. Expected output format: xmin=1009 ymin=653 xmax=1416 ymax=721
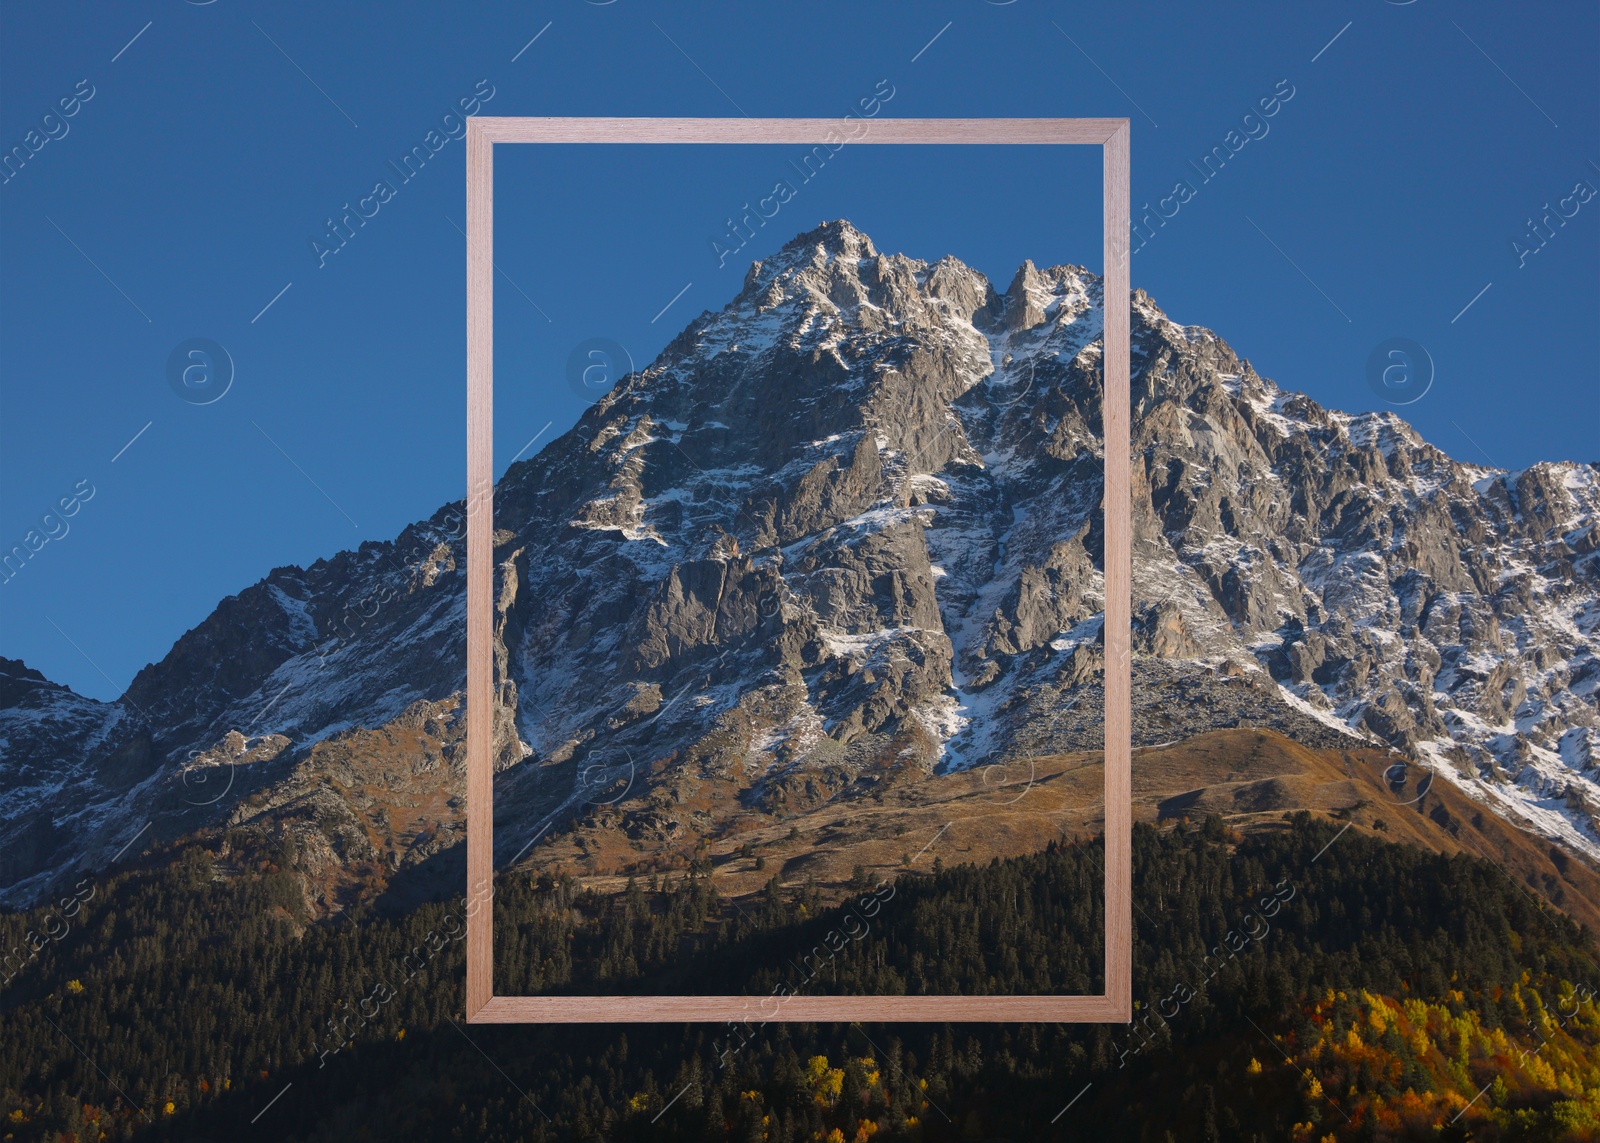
xmin=2 ymin=219 xmax=1597 ymax=914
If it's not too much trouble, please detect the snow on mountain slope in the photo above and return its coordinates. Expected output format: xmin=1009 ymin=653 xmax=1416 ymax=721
xmin=2 ymin=219 xmax=1596 ymax=909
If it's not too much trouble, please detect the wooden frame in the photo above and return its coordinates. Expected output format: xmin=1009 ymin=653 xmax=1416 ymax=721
xmin=465 ymin=117 xmax=1131 ymax=1023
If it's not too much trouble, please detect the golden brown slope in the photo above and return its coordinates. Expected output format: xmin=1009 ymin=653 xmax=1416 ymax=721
xmin=540 ymin=728 xmax=1600 ymax=934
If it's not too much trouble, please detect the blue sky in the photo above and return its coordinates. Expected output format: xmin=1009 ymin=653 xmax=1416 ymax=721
xmin=2 ymin=0 xmax=1595 ymax=701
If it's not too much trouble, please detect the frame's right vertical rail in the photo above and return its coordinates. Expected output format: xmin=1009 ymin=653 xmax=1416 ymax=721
xmin=1101 ymin=119 xmax=1133 ymax=1022
xmin=464 ymin=119 xmax=496 ymax=1021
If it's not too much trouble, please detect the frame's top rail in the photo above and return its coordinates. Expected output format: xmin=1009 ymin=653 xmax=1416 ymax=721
xmin=471 ymin=116 xmax=1127 ymax=146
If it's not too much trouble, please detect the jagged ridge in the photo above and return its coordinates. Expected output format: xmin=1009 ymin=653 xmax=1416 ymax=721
xmin=2 ymin=219 xmax=1596 ymax=909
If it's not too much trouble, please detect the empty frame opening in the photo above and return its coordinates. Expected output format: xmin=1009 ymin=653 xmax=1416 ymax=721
xmin=465 ymin=120 xmax=1129 ymax=1023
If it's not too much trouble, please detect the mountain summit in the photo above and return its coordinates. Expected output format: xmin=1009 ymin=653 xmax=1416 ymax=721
xmin=3 ymin=221 xmax=1597 ymax=911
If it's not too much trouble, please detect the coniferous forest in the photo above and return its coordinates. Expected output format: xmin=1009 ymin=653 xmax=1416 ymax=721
xmin=2 ymin=816 xmax=1598 ymax=1142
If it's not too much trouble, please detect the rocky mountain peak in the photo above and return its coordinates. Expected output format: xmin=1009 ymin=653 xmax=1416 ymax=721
xmin=0 ymin=656 xmax=52 ymax=706
xmin=3 ymin=222 xmax=1597 ymax=913
xmin=999 ymin=258 xmax=1093 ymax=333
xmin=733 ymin=217 xmax=993 ymax=334
xmin=778 ymin=217 xmax=880 ymax=261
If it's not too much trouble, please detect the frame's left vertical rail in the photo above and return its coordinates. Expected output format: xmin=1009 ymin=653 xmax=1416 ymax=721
xmin=464 ymin=119 xmax=495 ymax=1020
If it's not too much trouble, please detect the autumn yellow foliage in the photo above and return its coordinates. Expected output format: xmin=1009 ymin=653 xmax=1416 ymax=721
xmin=1281 ymin=984 xmax=1600 ymax=1140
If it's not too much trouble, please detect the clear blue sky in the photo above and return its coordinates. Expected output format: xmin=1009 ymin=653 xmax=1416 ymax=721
xmin=2 ymin=0 xmax=1595 ymax=700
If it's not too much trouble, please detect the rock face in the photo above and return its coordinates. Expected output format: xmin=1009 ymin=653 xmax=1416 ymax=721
xmin=0 ymin=658 xmax=155 ymax=902
xmin=3 ymin=219 xmax=1597 ymax=908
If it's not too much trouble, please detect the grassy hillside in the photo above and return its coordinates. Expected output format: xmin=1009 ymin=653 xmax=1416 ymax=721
xmin=529 ymin=729 xmax=1600 ymax=936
